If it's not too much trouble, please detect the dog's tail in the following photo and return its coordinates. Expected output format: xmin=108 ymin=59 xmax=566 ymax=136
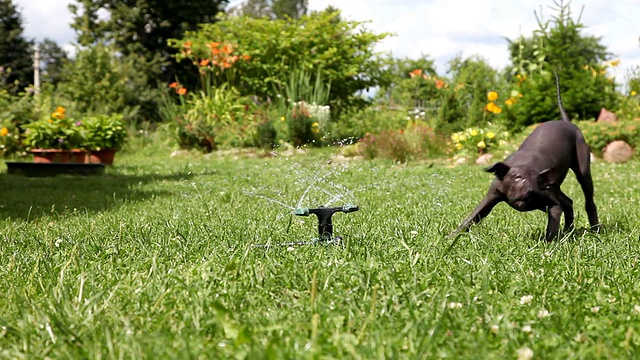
xmin=554 ymin=71 xmax=570 ymax=122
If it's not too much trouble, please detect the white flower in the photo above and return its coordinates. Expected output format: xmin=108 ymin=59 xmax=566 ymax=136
xmin=55 ymin=238 xmax=63 ymax=247
xmin=490 ymin=324 xmax=499 ymax=334
xmin=537 ymin=309 xmax=550 ymax=319
xmin=448 ymin=302 xmax=463 ymax=309
xmin=591 ymin=306 xmax=600 ymax=314
xmin=520 ymin=295 xmax=533 ymax=305
xmin=633 ymin=305 xmax=640 ymax=315
xmin=517 ymin=347 xmax=534 ymax=360
xmin=573 ymin=333 xmax=587 ymax=343
xmin=522 ymin=325 xmax=532 ymax=333
xmin=410 ymin=230 xmax=418 ymax=238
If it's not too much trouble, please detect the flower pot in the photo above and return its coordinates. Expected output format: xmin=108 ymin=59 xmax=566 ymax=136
xmin=86 ymin=149 xmax=117 ymax=165
xmin=31 ymin=149 xmax=87 ymax=163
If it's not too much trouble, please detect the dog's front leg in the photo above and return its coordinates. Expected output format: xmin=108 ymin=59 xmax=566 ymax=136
xmin=449 ymin=188 xmax=503 ymax=237
xmin=545 ymin=204 xmax=563 ymax=241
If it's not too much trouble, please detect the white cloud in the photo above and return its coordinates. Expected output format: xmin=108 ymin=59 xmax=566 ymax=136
xmin=14 ymin=0 xmax=640 ymax=75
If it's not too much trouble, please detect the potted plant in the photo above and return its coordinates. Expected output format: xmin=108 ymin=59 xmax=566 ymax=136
xmin=82 ymin=114 xmax=127 ymax=165
xmin=21 ymin=106 xmax=87 ymax=163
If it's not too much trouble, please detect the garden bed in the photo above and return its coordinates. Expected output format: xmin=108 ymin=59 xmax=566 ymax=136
xmin=5 ymin=161 xmax=105 ymax=177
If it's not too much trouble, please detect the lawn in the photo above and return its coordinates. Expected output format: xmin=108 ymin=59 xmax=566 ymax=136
xmin=1 ymin=148 xmax=639 ymax=359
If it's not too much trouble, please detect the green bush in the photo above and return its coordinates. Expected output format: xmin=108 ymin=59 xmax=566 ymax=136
xmin=577 ymin=119 xmax=640 ymax=155
xmin=354 ymin=120 xmax=447 ymax=162
xmin=449 ymin=125 xmax=509 ymax=157
xmin=164 ymin=84 xmax=262 ymax=151
xmin=169 ymin=11 xmax=390 ymax=117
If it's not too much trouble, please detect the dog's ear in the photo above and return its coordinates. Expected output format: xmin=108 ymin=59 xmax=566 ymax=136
xmin=485 ymin=162 xmax=510 ymax=180
xmin=537 ymin=168 xmax=558 ymax=189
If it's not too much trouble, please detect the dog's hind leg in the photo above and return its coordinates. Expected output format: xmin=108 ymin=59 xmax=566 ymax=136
xmin=572 ymin=137 xmax=599 ymax=229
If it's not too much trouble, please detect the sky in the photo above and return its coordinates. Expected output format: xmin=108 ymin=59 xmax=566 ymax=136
xmin=14 ymin=0 xmax=640 ymax=80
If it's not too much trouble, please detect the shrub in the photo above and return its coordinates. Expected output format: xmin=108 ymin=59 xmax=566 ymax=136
xmin=164 ymin=84 xmax=262 ymax=151
xmin=577 ymin=119 xmax=640 ymax=155
xmin=449 ymin=125 xmax=509 ymax=156
xmin=355 ymin=121 xmax=447 ymax=162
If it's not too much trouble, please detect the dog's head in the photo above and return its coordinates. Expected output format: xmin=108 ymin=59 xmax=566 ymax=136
xmin=486 ymin=162 xmax=557 ymax=210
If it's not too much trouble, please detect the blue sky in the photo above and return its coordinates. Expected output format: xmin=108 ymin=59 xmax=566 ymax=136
xmin=15 ymin=0 xmax=640 ymax=80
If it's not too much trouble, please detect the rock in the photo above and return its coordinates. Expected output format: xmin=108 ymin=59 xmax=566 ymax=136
xmin=454 ymin=157 xmax=467 ymax=166
xmin=603 ymin=140 xmax=633 ymax=163
xmin=170 ymin=149 xmax=192 ymax=158
xmin=475 ymin=153 xmax=494 ymax=165
xmin=597 ymin=107 xmax=618 ymax=123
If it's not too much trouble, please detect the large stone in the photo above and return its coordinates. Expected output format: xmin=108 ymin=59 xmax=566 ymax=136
xmin=597 ymin=107 xmax=618 ymax=123
xmin=603 ymin=140 xmax=633 ymax=163
xmin=475 ymin=153 xmax=494 ymax=165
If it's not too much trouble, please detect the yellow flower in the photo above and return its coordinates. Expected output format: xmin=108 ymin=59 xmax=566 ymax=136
xmin=486 ymin=131 xmax=495 ymax=139
xmin=0 ymin=127 xmax=8 ymax=137
xmin=470 ymin=129 xmax=478 ymax=136
xmin=55 ymin=106 xmax=66 ymax=114
xmin=631 ymin=91 xmax=637 ymax=96
xmin=477 ymin=140 xmax=486 ymax=149
xmin=455 ymin=143 xmax=463 ymax=150
xmin=312 ymin=122 xmax=319 ymax=127
xmin=505 ymin=98 xmax=515 ymax=106
xmin=51 ymin=111 xmax=65 ymax=120
xmin=280 ymin=116 xmax=286 ymax=122
xmin=487 ymin=91 xmax=498 ymax=101
xmin=451 ymin=133 xmax=460 ymax=142
xmin=610 ymin=59 xmax=621 ymax=67
xmin=459 ymin=134 xmax=467 ymax=142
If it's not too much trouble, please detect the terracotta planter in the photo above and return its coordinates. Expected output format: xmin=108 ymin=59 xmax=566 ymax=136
xmin=86 ymin=149 xmax=117 ymax=165
xmin=31 ymin=149 xmax=87 ymax=163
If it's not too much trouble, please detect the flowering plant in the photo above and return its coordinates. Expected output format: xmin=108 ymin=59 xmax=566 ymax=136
xmin=21 ymin=107 xmax=86 ymax=150
xmin=450 ymin=126 xmax=509 ymax=155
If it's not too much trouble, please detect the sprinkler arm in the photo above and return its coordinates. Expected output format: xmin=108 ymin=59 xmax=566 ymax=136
xmin=294 ymin=205 xmax=359 ymax=241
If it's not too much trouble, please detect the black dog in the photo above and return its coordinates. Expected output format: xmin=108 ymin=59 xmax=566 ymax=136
xmin=451 ymin=73 xmax=599 ymax=241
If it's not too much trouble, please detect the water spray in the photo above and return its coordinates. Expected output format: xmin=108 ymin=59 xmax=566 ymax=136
xmin=257 ymin=204 xmax=359 ymax=247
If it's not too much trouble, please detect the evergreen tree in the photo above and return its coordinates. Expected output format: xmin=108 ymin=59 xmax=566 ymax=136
xmin=229 ymin=0 xmax=308 ymax=19
xmin=506 ymin=0 xmax=616 ymax=127
xmin=0 ymin=0 xmax=33 ymax=92
xmin=37 ymin=39 xmax=69 ymax=87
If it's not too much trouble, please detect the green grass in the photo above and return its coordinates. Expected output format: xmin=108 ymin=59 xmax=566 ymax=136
xmin=1 ymin=148 xmax=640 ymax=359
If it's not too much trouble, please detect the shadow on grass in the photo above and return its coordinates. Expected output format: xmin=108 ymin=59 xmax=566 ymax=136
xmin=0 ymin=169 xmax=195 ymax=221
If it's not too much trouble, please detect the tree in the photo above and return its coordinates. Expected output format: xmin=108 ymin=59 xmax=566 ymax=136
xmin=37 ymin=39 xmax=69 ymax=87
xmin=69 ymin=0 xmax=229 ymax=120
xmin=0 ymin=0 xmax=33 ymax=92
xmin=229 ymin=0 xmax=308 ymax=19
xmin=506 ymin=0 xmax=616 ymax=127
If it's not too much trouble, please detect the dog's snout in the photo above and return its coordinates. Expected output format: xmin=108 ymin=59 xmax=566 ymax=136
xmin=527 ymin=187 xmax=534 ymax=195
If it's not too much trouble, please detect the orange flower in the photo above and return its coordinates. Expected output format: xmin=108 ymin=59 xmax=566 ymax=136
xmin=0 ymin=127 xmax=8 ymax=137
xmin=485 ymin=102 xmax=502 ymax=114
xmin=183 ymin=41 xmax=192 ymax=48
xmin=229 ymin=55 xmax=239 ymax=64
xmin=242 ymin=54 xmax=251 ymax=61
xmin=207 ymin=41 xmax=221 ymax=49
xmin=435 ymin=79 xmax=445 ymax=89
xmin=221 ymin=44 xmax=233 ymax=54
xmin=169 ymin=82 xmax=178 ymax=88
xmin=487 ymin=91 xmax=498 ymax=101
xmin=409 ymin=69 xmax=422 ymax=78
xmin=200 ymin=59 xmax=210 ymax=66
xmin=177 ymin=87 xmax=187 ymax=95
xmin=222 ymin=61 xmax=232 ymax=69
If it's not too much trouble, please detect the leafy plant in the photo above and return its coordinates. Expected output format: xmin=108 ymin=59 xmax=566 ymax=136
xmin=82 ymin=114 xmax=128 ymax=150
xmin=21 ymin=106 xmax=86 ymax=150
xmin=577 ymin=119 xmax=640 ymax=155
xmin=449 ymin=125 xmax=509 ymax=156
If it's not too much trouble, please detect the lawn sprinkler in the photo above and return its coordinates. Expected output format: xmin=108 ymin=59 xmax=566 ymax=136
xmin=256 ymin=204 xmax=359 ymax=248
xmin=294 ymin=204 xmax=359 ymax=244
